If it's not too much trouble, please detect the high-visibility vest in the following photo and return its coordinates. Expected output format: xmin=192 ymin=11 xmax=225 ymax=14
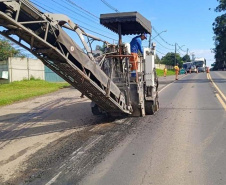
xmin=174 ymin=66 xmax=179 ymax=71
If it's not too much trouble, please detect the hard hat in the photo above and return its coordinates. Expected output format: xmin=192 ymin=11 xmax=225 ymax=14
xmin=141 ymin=33 xmax=147 ymax=39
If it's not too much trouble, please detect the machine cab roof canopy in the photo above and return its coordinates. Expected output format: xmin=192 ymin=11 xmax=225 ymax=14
xmin=100 ymin=12 xmax=151 ymax=36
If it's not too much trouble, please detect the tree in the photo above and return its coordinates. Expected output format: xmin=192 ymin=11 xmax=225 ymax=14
xmin=215 ymin=0 xmax=226 ymax=12
xmin=0 ymin=37 xmax=25 ymax=61
xmin=182 ymin=54 xmax=191 ymax=63
xmin=155 ymin=54 xmax=161 ymax=64
xmin=161 ymin=52 xmax=183 ymax=68
xmin=212 ymin=0 xmax=226 ymax=70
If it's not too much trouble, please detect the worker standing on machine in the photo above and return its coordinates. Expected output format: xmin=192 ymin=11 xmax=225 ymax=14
xmin=130 ymin=33 xmax=147 ymax=71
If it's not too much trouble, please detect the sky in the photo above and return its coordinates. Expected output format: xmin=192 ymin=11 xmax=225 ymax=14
xmin=2 ymin=0 xmax=222 ymax=67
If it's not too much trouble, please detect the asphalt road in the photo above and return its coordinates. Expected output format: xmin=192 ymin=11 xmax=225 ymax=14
xmin=0 ymin=72 xmax=225 ymax=185
xmin=80 ymin=72 xmax=226 ymax=185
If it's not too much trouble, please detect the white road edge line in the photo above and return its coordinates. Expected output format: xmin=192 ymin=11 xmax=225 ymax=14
xmin=159 ymin=75 xmax=187 ymax=94
xmin=45 ymin=172 xmax=62 ymax=185
xmin=159 ymin=83 xmax=172 ymax=94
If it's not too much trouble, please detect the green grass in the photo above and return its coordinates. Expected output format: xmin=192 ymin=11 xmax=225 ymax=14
xmin=0 ymin=79 xmax=70 ymax=106
xmin=0 ymin=70 xmax=177 ymax=106
xmin=156 ymin=68 xmax=175 ymax=76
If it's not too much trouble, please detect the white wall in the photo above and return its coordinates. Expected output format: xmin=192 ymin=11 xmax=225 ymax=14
xmin=8 ymin=57 xmax=45 ymax=82
xmin=155 ymin=63 xmax=174 ymax=70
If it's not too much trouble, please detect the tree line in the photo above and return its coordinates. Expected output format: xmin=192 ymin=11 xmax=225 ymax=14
xmin=213 ymin=0 xmax=226 ymax=70
xmin=0 ymin=37 xmax=25 ymax=61
xmin=155 ymin=53 xmax=191 ymax=68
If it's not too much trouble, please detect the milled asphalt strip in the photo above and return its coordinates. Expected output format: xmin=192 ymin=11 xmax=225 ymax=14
xmin=43 ymin=118 xmax=133 ymax=185
xmin=207 ymin=73 xmax=226 ymax=112
xmin=44 ymin=135 xmax=105 ymax=185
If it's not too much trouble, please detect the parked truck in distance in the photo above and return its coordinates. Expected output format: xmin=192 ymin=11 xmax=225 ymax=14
xmin=183 ymin=58 xmax=206 ymax=73
xmin=193 ymin=58 xmax=206 ymax=73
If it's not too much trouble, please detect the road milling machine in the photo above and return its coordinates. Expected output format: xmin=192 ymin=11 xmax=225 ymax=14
xmin=0 ymin=0 xmax=159 ymax=116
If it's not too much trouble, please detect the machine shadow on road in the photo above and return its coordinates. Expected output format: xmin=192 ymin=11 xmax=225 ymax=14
xmin=0 ymin=99 xmax=117 ymax=142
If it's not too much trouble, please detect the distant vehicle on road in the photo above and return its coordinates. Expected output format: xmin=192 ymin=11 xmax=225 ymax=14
xmin=182 ymin=62 xmax=193 ymax=73
xmin=193 ymin=58 xmax=206 ymax=73
xmin=190 ymin=64 xmax=197 ymax=73
xmin=197 ymin=66 xmax=205 ymax=72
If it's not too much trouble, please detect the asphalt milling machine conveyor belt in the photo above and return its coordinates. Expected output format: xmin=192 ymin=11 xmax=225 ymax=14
xmin=0 ymin=0 xmax=131 ymax=115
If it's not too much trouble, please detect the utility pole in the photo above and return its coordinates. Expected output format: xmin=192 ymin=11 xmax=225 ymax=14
xmin=192 ymin=53 xmax=195 ymax=62
xmin=174 ymin=43 xmax=177 ymax=66
xmin=148 ymin=35 xmax=151 ymax=48
xmin=187 ymin=48 xmax=189 ymax=56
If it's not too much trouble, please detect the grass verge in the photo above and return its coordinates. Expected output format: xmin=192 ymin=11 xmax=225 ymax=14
xmin=0 ymin=79 xmax=70 ymax=106
xmin=156 ymin=68 xmax=175 ymax=76
xmin=0 ymin=69 xmax=177 ymax=106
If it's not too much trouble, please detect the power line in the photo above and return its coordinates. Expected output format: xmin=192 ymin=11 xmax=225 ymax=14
xmin=176 ymin=43 xmax=187 ymax=52
xmin=177 ymin=51 xmax=182 ymax=56
xmin=60 ymin=3 xmax=117 ymax=38
xmin=152 ymin=26 xmax=174 ymax=47
xmin=32 ymin=0 xmax=189 ymax=57
xmin=100 ymin=0 xmax=119 ymax=13
xmin=156 ymin=49 xmax=166 ymax=56
xmin=150 ymin=27 xmax=176 ymax=52
xmin=31 ymin=1 xmax=53 ymax=13
xmin=50 ymin=0 xmax=99 ymax=23
xmin=152 ymin=26 xmax=189 ymax=56
xmin=52 ymin=0 xmax=118 ymax=39
xmin=155 ymin=47 xmax=169 ymax=53
xmin=32 ymin=0 xmax=118 ymax=41
xmin=153 ymin=38 xmax=175 ymax=51
xmin=80 ymin=26 xmax=117 ymax=41
xmin=158 ymin=35 xmax=174 ymax=47
xmin=91 ymin=0 xmax=190 ymax=56
xmin=99 ymin=0 xmax=136 ymax=41
xmin=66 ymin=0 xmax=99 ymax=19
